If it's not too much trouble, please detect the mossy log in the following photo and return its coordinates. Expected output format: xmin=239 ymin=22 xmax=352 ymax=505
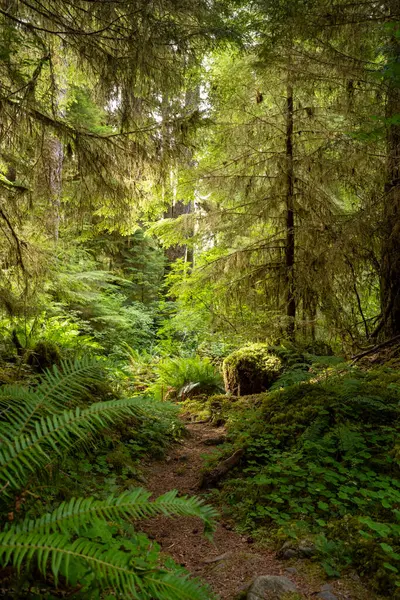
xmin=200 ymin=449 xmax=244 ymax=489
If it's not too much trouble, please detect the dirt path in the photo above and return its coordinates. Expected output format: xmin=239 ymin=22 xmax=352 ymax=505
xmin=140 ymin=420 xmax=376 ymax=600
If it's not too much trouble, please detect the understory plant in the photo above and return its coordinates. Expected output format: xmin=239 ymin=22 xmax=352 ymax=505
xmin=204 ymin=364 xmax=400 ymax=596
xmin=150 ymin=355 xmax=224 ymax=401
xmin=0 ymin=358 xmax=217 ymax=599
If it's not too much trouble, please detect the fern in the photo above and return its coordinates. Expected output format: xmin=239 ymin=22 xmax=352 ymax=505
xmin=0 ymin=397 xmax=146 ymax=491
xmin=152 ymin=356 xmax=224 ymax=400
xmin=0 ymin=530 xmax=211 ymax=599
xmin=0 ymin=359 xmax=217 ymax=599
xmin=0 ymin=491 xmax=217 ymax=598
xmin=9 ymin=489 xmax=217 ymax=537
xmin=35 ymin=356 xmax=104 ymax=407
xmin=0 ymin=356 xmax=105 ymax=442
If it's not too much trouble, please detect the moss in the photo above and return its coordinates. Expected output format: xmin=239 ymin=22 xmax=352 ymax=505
xmin=223 ymin=344 xmax=282 ymax=396
xmin=206 ymin=365 xmax=400 ymax=597
xmin=26 ymin=339 xmax=62 ymax=372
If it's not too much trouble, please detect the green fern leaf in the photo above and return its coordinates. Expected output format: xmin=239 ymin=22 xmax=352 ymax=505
xmin=0 ymin=398 xmax=146 ymax=491
xmin=0 ymin=530 xmax=212 ymax=599
xmin=10 ymin=488 xmax=217 ymax=536
xmin=0 ymin=357 xmax=105 ymax=442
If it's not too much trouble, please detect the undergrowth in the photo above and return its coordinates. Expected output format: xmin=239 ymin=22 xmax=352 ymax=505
xmin=196 ymin=357 xmax=400 ymax=596
xmin=0 ymin=358 xmax=216 ymax=599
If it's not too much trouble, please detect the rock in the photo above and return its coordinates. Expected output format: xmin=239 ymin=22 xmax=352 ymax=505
xmin=277 ymin=541 xmax=296 ymax=559
xmin=298 ymin=542 xmax=316 ymax=558
xmin=317 ymin=592 xmax=338 ymax=600
xmin=203 ymin=551 xmax=232 ymax=564
xmin=203 ymin=436 xmax=226 ymax=446
xmin=284 ymin=567 xmax=298 ymax=575
xmin=277 ymin=540 xmax=316 ymax=560
xmin=247 ymin=575 xmax=297 ymax=600
xmin=223 ymin=344 xmax=282 ymax=396
xmin=316 ymin=588 xmax=338 ymax=600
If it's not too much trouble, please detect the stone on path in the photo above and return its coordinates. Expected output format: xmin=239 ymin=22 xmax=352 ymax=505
xmin=246 ymin=575 xmax=298 ymax=599
xmin=317 ymin=591 xmax=338 ymax=600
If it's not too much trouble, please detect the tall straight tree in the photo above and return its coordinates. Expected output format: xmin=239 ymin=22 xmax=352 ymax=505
xmin=381 ymin=10 xmax=400 ymax=337
xmin=252 ymin=0 xmax=400 ymax=339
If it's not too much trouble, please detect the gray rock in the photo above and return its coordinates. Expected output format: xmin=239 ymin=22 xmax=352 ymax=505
xmin=298 ymin=544 xmax=316 ymax=558
xmin=247 ymin=575 xmax=297 ymax=600
xmin=278 ymin=540 xmax=316 ymax=560
xmin=317 ymin=592 xmax=338 ymax=600
xmin=277 ymin=541 xmax=298 ymax=560
xmin=284 ymin=567 xmax=298 ymax=575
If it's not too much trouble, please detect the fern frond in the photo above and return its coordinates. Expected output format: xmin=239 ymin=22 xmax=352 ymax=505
xmin=0 ymin=358 xmax=105 ymax=442
xmin=301 ymin=415 xmax=330 ymax=443
xmin=10 ymin=489 xmax=218 ymax=536
xmin=0 ymin=530 xmax=211 ymax=599
xmin=0 ymin=391 xmax=39 ymax=441
xmin=36 ymin=356 xmax=105 ymax=409
xmin=143 ymin=569 xmax=212 ymax=600
xmin=0 ymin=398 xmax=145 ymax=491
xmin=0 ymin=530 xmax=143 ymax=595
xmin=0 ymin=385 xmax=36 ymax=409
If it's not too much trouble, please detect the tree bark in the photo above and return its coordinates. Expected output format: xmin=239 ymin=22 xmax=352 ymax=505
xmin=43 ymin=136 xmax=63 ymax=242
xmin=285 ymin=75 xmax=296 ymax=340
xmin=380 ymin=15 xmax=400 ymax=338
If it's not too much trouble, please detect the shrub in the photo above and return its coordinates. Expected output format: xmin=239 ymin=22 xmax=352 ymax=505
xmin=223 ymin=344 xmax=282 ymax=396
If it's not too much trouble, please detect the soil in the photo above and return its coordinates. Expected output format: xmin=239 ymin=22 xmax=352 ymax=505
xmin=140 ymin=418 xmax=381 ymax=600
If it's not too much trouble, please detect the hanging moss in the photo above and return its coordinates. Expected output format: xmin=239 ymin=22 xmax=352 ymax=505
xmin=223 ymin=343 xmax=282 ymax=396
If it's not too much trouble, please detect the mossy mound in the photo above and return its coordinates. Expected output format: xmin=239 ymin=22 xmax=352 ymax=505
xmin=26 ymin=339 xmax=62 ymax=372
xmin=223 ymin=343 xmax=282 ymax=396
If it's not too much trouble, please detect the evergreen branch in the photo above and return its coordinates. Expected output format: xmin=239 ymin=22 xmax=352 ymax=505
xmin=0 ymin=174 xmax=29 ymax=193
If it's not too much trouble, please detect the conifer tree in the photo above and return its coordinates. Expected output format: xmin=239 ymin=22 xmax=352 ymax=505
xmin=153 ymin=0 xmax=395 ymax=346
xmin=0 ymin=0 xmax=227 ymax=310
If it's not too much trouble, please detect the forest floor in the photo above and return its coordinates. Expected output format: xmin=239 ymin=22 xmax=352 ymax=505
xmin=140 ymin=418 xmax=381 ymax=600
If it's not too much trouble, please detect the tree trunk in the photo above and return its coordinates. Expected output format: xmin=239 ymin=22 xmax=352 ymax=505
xmin=43 ymin=136 xmax=63 ymax=242
xmin=285 ymin=76 xmax=296 ymax=340
xmin=380 ymin=17 xmax=400 ymax=338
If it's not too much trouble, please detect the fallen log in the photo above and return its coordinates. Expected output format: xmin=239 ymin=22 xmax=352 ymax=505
xmin=200 ymin=449 xmax=244 ymax=489
xmin=351 ymin=333 xmax=400 ymax=363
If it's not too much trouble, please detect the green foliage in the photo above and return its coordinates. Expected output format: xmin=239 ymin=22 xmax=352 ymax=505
xmin=26 ymin=339 xmax=62 ymax=372
xmin=151 ymin=355 xmax=224 ymax=401
xmin=223 ymin=344 xmax=282 ymax=396
xmin=207 ymin=364 xmax=400 ymax=595
xmin=0 ymin=359 xmax=217 ymax=599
